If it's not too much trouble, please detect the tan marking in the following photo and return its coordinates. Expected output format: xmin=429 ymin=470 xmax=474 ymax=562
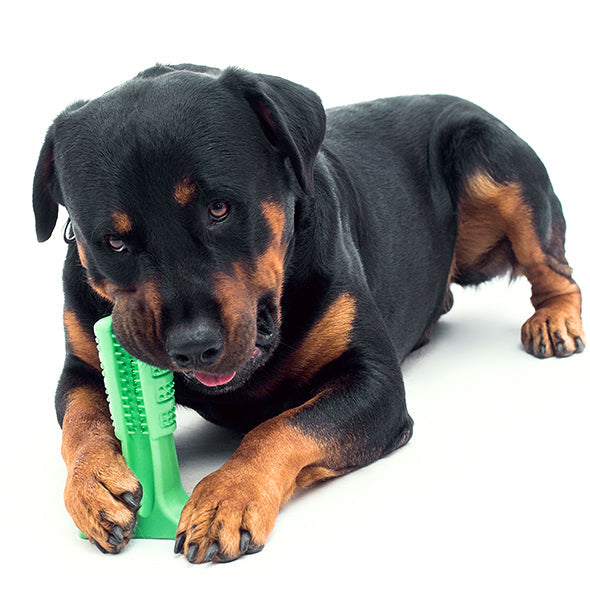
xmin=84 ymin=277 xmax=168 ymax=366
xmin=260 ymin=200 xmax=285 ymax=242
xmin=88 ymin=277 xmax=116 ymax=302
xmin=63 ymin=309 xmax=100 ymax=370
xmin=76 ymin=241 xmax=88 ymax=269
xmin=452 ymin=171 xmax=584 ymax=356
xmin=173 ymin=178 xmax=198 ymax=206
xmin=111 ymin=279 xmax=168 ymax=367
xmin=61 ymin=386 xmax=140 ymax=551
xmin=296 ymin=465 xmax=340 ymax=487
xmin=287 ymin=293 xmax=357 ymax=381
xmin=111 ymin=211 xmax=132 ymax=234
xmin=212 ymin=200 xmax=287 ymax=373
xmin=212 ymin=270 xmax=257 ymax=372
xmin=177 ymin=415 xmax=337 ymax=563
xmin=61 ymin=386 xmax=116 ymax=468
xmin=452 ymin=173 xmax=515 ymax=275
xmin=248 ymin=294 xmax=357 ymax=399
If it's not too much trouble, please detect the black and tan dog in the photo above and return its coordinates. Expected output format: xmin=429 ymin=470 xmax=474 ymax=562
xmin=33 ymin=64 xmax=585 ymax=563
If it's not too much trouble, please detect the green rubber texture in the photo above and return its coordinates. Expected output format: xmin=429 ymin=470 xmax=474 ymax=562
xmin=90 ymin=315 xmax=189 ymax=539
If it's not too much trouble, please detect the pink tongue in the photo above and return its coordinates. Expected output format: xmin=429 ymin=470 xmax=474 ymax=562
xmin=193 ymin=371 xmax=236 ymax=387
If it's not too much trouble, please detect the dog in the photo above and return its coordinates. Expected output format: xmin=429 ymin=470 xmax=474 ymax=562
xmin=33 ymin=64 xmax=585 ymax=563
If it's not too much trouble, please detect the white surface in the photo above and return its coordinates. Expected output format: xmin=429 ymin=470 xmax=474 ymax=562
xmin=2 ymin=1 xmax=588 ymax=588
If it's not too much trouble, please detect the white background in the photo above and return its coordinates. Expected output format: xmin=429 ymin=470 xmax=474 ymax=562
xmin=2 ymin=1 xmax=588 ymax=587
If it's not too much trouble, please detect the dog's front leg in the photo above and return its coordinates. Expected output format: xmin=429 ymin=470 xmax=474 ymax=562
xmin=175 ymin=366 xmax=413 ymax=564
xmin=58 ymin=309 xmax=143 ymax=553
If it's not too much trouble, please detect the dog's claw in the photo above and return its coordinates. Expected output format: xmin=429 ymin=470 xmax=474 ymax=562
xmin=108 ymin=525 xmax=124 ymax=546
xmin=186 ymin=544 xmax=199 ymax=563
xmin=246 ymin=542 xmax=264 ymax=555
xmin=121 ymin=492 xmax=140 ymax=510
xmin=174 ymin=532 xmax=186 ymax=554
xmin=575 ymin=337 xmax=585 ymax=353
xmin=204 ymin=542 xmax=220 ymax=563
xmin=240 ymin=530 xmax=251 ymax=553
xmin=238 ymin=530 xmax=263 ymax=554
xmin=92 ymin=538 xmax=108 ymax=554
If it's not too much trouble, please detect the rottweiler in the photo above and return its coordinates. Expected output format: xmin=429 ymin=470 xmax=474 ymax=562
xmin=33 ymin=64 xmax=585 ymax=563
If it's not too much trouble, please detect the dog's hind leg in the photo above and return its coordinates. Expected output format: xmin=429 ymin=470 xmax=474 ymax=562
xmin=433 ymin=101 xmax=585 ymax=358
xmin=452 ymin=167 xmax=584 ymax=358
xmin=438 ymin=104 xmax=586 ymax=358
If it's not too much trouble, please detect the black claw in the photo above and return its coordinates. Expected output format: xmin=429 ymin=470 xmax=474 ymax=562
xmin=246 ymin=543 xmax=264 ymax=555
xmin=575 ymin=337 xmax=585 ymax=353
xmin=556 ymin=342 xmax=564 ymax=355
xmin=538 ymin=344 xmax=546 ymax=357
xmin=92 ymin=538 xmax=108 ymax=554
xmin=240 ymin=530 xmax=251 ymax=553
xmin=217 ymin=552 xmax=240 ymax=563
xmin=122 ymin=492 xmax=140 ymax=510
xmin=174 ymin=532 xmax=186 ymax=555
xmin=186 ymin=544 xmax=199 ymax=563
xmin=204 ymin=542 xmax=220 ymax=563
xmin=108 ymin=525 xmax=124 ymax=546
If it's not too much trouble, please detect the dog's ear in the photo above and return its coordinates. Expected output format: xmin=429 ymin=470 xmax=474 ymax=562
xmin=33 ymin=123 xmax=61 ymax=242
xmin=33 ymin=101 xmax=88 ymax=242
xmin=220 ymin=68 xmax=326 ymax=195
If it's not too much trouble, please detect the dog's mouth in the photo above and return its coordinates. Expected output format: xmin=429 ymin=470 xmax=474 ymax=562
xmin=184 ymin=303 xmax=278 ymax=393
xmin=192 ymin=370 xmax=237 ymax=388
xmin=191 ymin=346 xmax=262 ymax=387
xmin=114 ymin=293 xmax=280 ymax=394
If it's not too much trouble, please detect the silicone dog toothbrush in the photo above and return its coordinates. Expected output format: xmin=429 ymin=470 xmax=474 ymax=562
xmin=94 ymin=315 xmax=188 ymax=539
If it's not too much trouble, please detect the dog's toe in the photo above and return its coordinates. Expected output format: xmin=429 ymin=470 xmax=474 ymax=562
xmin=65 ymin=443 xmax=142 ymax=553
xmin=176 ymin=466 xmax=280 ymax=564
xmin=521 ymin=306 xmax=585 ymax=359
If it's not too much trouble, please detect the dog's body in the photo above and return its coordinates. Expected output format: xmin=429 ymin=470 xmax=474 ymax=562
xmin=34 ymin=64 xmax=584 ymax=563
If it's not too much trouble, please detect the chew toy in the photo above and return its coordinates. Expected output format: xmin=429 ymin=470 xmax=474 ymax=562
xmin=93 ymin=315 xmax=188 ymax=539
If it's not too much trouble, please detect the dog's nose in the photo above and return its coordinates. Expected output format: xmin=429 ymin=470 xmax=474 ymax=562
xmin=166 ymin=320 xmax=223 ymax=370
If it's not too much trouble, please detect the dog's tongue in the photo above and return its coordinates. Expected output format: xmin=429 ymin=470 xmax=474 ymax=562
xmin=193 ymin=371 xmax=236 ymax=388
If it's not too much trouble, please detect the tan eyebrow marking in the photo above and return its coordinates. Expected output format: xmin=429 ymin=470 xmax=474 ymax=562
xmin=111 ymin=211 xmax=133 ymax=234
xmin=174 ymin=178 xmax=198 ymax=206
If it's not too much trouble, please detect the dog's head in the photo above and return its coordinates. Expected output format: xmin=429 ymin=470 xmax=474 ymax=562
xmin=33 ymin=65 xmax=326 ymax=391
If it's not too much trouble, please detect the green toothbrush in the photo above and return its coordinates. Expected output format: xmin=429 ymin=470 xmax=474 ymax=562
xmin=93 ymin=315 xmax=188 ymax=539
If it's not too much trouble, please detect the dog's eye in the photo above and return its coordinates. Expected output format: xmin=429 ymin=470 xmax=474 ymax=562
xmin=106 ymin=235 xmax=128 ymax=253
xmin=208 ymin=201 xmax=230 ymax=222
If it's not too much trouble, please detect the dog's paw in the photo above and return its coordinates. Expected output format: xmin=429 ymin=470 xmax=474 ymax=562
xmin=174 ymin=466 xmax=280 ymax=564
xmin=521 ymin=304 xmax=585 ymax=358
xmin=64 ymin=442 xmax=142 ymax=553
